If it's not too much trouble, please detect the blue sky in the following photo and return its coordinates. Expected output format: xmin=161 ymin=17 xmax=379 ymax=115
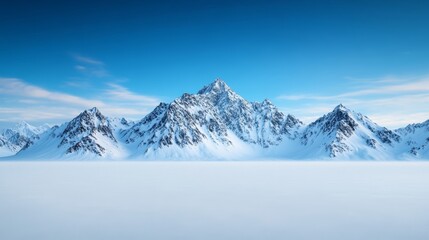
xmin=1 ymin=0 xmax=429 ymax=128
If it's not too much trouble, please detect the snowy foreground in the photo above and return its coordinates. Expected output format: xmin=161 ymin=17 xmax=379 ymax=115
xmin=1 ymin=161 xmax=429 ymax=240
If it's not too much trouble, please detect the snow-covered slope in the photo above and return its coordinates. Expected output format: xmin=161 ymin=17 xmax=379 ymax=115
xmin=14 ymin=108 xmax=131 ymax=160
xmin=121 ymin=79 xmax=303 ymax=159
xmin=396 ymin=120 xmax=429 ymax=159
xmin=0 ymin=121 xmax=51 ymax=157
xmin=7 ymin=121 xmax=50 ymax=137
xmin=300 ymin=104 xmax=400 ymax=159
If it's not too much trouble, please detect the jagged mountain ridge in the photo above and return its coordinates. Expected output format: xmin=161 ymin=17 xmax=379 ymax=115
xmin=395 ymin=120 xmax=429 ymax=158
xmin=15 ymin=108 xmax=132 ymax=159
xmin=121 ymin=80 xmax=303 ymax=159
xmin=4 ymin=79 xmax=429 ymax=160
xmin=300 ymin=104 xmax=401 ymax=159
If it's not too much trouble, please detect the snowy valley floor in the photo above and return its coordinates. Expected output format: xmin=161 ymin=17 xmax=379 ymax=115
xmin=1 ymin=161 xmax=429 ymax=240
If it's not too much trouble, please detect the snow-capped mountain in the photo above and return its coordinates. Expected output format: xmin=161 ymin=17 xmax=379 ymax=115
xmin=300 ymin=104 xmax=401 ymax=159
xmin=0 ymin=121 xmax=51 ymax=157
xmin=121 ymin=79 xmax=303 ymax=159
xmin=15 ymin=108 xmax=132 ymax=160
xmin=396 ymin=120 xmax=429 ymax=158
xmin=3 ymin=79 xmax=429 ymax=160
xmin=6 ymin=121 xmax=50 ymax=137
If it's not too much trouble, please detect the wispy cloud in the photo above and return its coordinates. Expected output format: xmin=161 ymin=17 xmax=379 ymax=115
xmin=344 ymin=75 xmax=407 ymax=85
xmin=0 ymin=78 xmax=104 ymax=107
xmin=73 ymin=55 xmax=104 ymax=65
xmin=99 ymin=83 xmax=161 ymax=119
xmin=64 ymin=80 xmax=92 ymax=89
xmin=72 ymin=54 xmax=109 ymax=78
xmin=0 ymin=107 xmax=80 ymax=122
xmin=70 ymin=55 xmax=161 ymax=111
xmin=277 ymin=75 xmax=429 ymax=128
xmin=0 ymin=77 xmax=161 ymax=127
xmin=278 ymin=94 xmax=334 ymax=101
xmin=339 ymin=78 xmax=429 ymax=97
xmin=0 ymin=54 xmax=163 ymax=127
xmin=105 ymin=83 xmax=160 ymax=107
xmin=279 ymin=76 xmax=429 ymax=100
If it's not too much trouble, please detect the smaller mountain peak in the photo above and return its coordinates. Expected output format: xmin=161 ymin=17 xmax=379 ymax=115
xmin=213 ymin=78 xmax=226 ymax=85
xmin=332 ymin=104 xmax=356 ymax=115
xmin=180 ymin=92 xmax=192 ymax=99
xmin=197 ymin=78 xmax=232 ymax=95
xmin=8 ymin=121 xmax=47 ymax=137
xmin=14 ymin=121 xmax=38 ymax=132
xmin=327 ymin=104 xmax=355 ymax=120
xmin=78 ymin=107 xmax=105 ymax=121
xmin=334 ymin=103 xmax=348 ymax=111
xmin=86 ymin=107 xmax=100 ymax=114
xmin=261 ymin=99 xmax=273 ymax=105
xmin=14 ymin=120 xmax=30 ymax=129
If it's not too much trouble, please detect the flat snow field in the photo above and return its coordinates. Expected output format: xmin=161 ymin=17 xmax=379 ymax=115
xmin=1 ymin=161 xmax=429 ymax=240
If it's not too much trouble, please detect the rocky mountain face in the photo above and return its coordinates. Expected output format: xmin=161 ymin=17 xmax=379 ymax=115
xmin=396 ymin=120 xmax=429 ymax=158
xmin=122 ymin=79 xmax=303 ymax=158
xmin=4 ymin=79 xmax=429 ymax=160
xmin=301 ymin=104 xmax=401 ymax=159
xmin=57 ymin=107 xmax=117 ymax=156
xmin=15 ymin=108 xmax=132 ymax=159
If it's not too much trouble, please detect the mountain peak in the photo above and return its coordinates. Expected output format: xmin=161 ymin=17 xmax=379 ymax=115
xmin=85 ymin=107 xmax=101 ymax=114
xmin=13 ymin=121 xmax=43 ymax=136
xmin=16 ymin=120 xmax=30 ymax=126
xmin=324 ymin=104 xmax=356 ymax=124
xmin=329 ymin=104 xmax=356 ymax=119
xmin=79 ymin=107 xmax=105 ymax=119
xmin=57 ymin=106 xmax=117 ymax=157
xmin=13 ymin=121 xmax=50 ymax=133
xmin=262 ymin=99 xmax=273 ymax=105
xmin=69 ymin=107 xmax=104 ymax=126
xmin=333 ymin=103 xmax=349 ymax=112
xmin=197 ymin=78 xmax=232 ymax=95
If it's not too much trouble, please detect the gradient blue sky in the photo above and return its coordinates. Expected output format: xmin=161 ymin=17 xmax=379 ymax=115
xmin=1 ymin=0 xmax=429 ymax=128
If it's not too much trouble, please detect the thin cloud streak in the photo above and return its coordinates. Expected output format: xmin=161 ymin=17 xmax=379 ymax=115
xmin=278 ymin=94 xmax=335 ymax=101
xmin=64 ymin=80 xmax=92 ymax=89
xmin=278 ymin=76 xmax=429 ymax=101
xmin=0 ymin=78 xmax=104 ymax=108
xmin=0 ymin=107 xmax=80 ymax=122
xmin=105 ymin=83 xmax=160 ymax=107
xmin=277 ymin=75 xmax=429 ymax=128
xmin=72 ymin=54 xmax=109 ymax=78
xmin=73 ymin=54 xmax=104 ymax=65
xmin=0 ymin=77 xmax=162 ymax=127
xmin=339 ymin=79 xmax=429 ymax=97
xmin=370 ymin=112 xmax=429 ymax=130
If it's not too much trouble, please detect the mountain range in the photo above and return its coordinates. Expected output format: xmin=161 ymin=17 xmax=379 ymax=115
xmin=1 ymin=79 xmax=428 ymax=160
